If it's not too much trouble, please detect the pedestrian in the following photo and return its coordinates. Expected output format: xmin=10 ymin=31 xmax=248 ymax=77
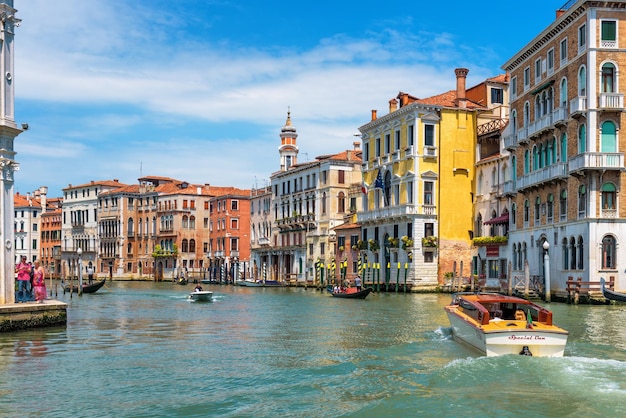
xmin=87 ymin=266 xmax=94 ymax=284
xmin=32 ymin=260 xmax=47 ymax=303
xmin=355 ymin=274 xmax=362 ymax=291
xmin=15 ymin=256 xmax=30 ymax=303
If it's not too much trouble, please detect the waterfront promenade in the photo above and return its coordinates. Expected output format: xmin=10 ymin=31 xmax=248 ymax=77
xmin=1 ymin=281 xmax=625 ymax=417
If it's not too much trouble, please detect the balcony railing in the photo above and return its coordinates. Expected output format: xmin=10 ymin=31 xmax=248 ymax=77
xmin=357 ymin=204 xmax=435 ymax=223
xmin=599 ymin=93 xmax=624 ymax=110
xmin=570 ymin=96 xmax=587 ymax=115
xmin=517 ymin=162 xmax=568 ymax=190
xmin=602 ymin=208 xmax=617 ymax=218
xmin=569 ymin=152 xmax=624 ymax=172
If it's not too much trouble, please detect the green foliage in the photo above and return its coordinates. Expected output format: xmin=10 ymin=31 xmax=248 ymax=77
xmin=472 ymin=236 xmax=508 ymax=246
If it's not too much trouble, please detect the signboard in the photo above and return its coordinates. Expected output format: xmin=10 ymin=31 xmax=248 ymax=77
xmin=486 ymin=245 xmax=500 ymax=258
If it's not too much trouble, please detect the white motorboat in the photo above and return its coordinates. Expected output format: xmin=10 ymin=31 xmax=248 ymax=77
xmin=444 ymin=292 xmax=568 ymax=357
xmin=189 ymin=290 xmax=213 ymax=302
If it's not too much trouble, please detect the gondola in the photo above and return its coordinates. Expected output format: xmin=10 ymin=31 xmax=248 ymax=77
xmin=601 ymin=277 xmax=626 ymax=302
xmin=64 ymin=278 xmax=107 ymax=294
xmin=329 ymin=287 xmax=372 ymax=299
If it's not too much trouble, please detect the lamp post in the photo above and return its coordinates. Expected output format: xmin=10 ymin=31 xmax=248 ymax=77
xmin=77 ymin=247 xmax=83 ymax=296
xmin=543 ymin=241 xmax=550 ymax=303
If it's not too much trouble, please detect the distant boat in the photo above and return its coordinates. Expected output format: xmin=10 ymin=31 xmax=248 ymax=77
xmin=64 ymin=278 xmax=106 ymax=294
xmin=201 ymin=279 xmax=219 ymax=285
xmin=244 ymin=279 xmax=284 ymax=287
xmin=189 ymin=290 xmax=213 ymax=302
xmin=329 ymin=287 xmax=372 ymax=299
xmin=601 ymin=277 xmax=626 ymax=303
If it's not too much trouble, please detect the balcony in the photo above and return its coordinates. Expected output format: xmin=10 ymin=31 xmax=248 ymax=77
xmin=569 ymin=152 xmax=625 ymax=175
xmin=599 ymin=93 xmax=624 ymax=111
xmin=527 ymin=106 xmax=568 ymax=139
xmin=502 ymin=180 xmax=517 ymax=196
xmin=570 ymin=96 xmax=587 ymax=117
xmin=423 ymin=146 xmax=437 ymax=159
xmin=357 ymin=204 xmax=435 ymax=224
xmin=517 ymin=162 xmax=568 ymax=190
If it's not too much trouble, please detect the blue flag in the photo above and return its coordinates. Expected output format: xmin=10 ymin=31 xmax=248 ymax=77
xmin=374 ymin=169 xmax=384 ymax=189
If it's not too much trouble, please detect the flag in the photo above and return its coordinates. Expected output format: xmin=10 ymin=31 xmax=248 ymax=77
xmin=374 ymin=169 xmax=384 ymax=189
xmin=526 ymin=310 xmax=533 ymax=329
xmin=361 ymin=182 xmax=368 ymax=194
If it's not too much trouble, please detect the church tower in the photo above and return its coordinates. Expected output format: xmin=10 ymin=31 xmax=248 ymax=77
xmin=0 ymin=0 xmax=23 ymax=304
xmin=278 ymin=110 xmax=298 ymax=172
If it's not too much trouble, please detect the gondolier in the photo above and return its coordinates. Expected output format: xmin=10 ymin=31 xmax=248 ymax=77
xmin=355 ymin=275 xmax=362 ymax=291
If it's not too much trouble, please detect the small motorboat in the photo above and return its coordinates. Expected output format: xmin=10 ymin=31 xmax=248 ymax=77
xmin=444 ymin=292 xmax=568 ymax=357
xmin=329 ymin=287 xmax=372 ymax=299
xmin=189 ymin=290 xmax=213 ymax=302
xmin=601 ymin=277 xmax=626 ymax=302
xmin=64 ymin=278 xmax=107 ymax=294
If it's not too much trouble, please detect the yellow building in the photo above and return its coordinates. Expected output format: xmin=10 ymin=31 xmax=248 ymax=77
xmin=358 ymin=68 xmax=486 ymax=289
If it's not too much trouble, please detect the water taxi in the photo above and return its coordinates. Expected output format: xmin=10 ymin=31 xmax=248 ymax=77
xmin=444 ymin=292 xmax=568 ymax=357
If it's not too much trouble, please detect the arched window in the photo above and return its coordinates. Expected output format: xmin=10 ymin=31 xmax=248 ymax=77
xmin=602 ymin=235 xmax=616 ymax=269
xmin=511 ymin=156 xmax=517 ymax=181
xmin=532 ymin=146 xmax=539 ymax=170
xmin=601 ymin=62 xmax=616 ymax=93
xmin=560 ymin=78 xmax=568 ymax=107
xmin=547 ymin=194 xmax=554 ymax=222
xmin=182 ymin=215 xmax=189 ymax=229
xmin=562 ymin=238 xmax=569 ymax=269
xmin=181 ymin=239 xmax=189 ymax=253
xmin=552 ymin=137 xmax=558 ymax=164
xmin=524 ymin=199 xmax=530 ymax=223
xmin=511 ymin=203 xmax=517 ymax=228
xmin=535 ymin=95 xmax=542 ymax=119
xmin=512 ymin=243 xmax=518 ymax=270
xmin=384 ymin=171 xmax=392 ymax=206
xmin=570 ymin=237 xmax=577 ymax=270
xmin=601 ymin=120 xmax=617 ymax=152
xmin=560 ymin=190 xmax=567 ymax=221
xmin=547 ymin=140 xmax=553 ymax=164
xmin=577 ymin=236 xmax=584 ymax=270
xmin=524 ymin=102 xmax=530 ymax=127
xmin=322 ymin=192 xmax=327 ymax=214
xmin=535 ymin=196 xmax=541 ymax=222
xmin=602 ymin=182 xmax=616 ymax=211
xmin=511 ymin=110 xmax=517 ymax=132
xmin=127 ymin=218 xmax=134 ymax=235
xmin=476 ymin=213 xmax=483 ymax=238
xmin=578 ymin=185 xmax=587 ymax=217
xmin=189 ymin=239 xmax=196 ymax=252
xmin=522 ymin=242 xmax=528 ymax=266
xmin=338 ymin=192 xmax=346 ymax=213
xmin=578 ymin=124 xmax=586 ymax=153
xmin=189 ymin=216 xmax=196 ymax=229
xmin=560 ymin=133 xmax=568 ymax=162
xmin=524 ymin=150 xmax=530 ymax=174
xmin=578 ymin=66 xmax=587 ymax=96
xmin=127 ymin=243 xmax=132 ymax=254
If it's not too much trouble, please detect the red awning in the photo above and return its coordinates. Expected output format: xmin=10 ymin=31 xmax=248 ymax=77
xmin=484 ymin=213 xmax=509 ymax=225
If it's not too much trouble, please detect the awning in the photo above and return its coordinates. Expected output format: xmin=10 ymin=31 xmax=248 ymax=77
xmin=484 ymin=213 xmax=509 ymax=225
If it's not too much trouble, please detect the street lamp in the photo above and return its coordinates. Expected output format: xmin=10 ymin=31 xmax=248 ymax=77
xmin=543 ymin=241 xmax=550 ymax=303
xmin=77 ymin=247 xmax=83 ymax=296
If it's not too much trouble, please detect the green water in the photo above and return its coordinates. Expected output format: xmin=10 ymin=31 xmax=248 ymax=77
xmin=1 ymin=282 xmax=625 ymax=417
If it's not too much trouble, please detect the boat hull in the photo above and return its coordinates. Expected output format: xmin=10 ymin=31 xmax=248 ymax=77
xmin=601 ymin=278 xmax=626 ymax=302
xmin=330 ymin=288 xmax=372 ymax=299
xmin=189 ymin=291 xmax=213 ymax=302
xmin=64 ymin=279 xmax=106 ymax=294
xmin=445 ymin=308 xmax=568 ymax=357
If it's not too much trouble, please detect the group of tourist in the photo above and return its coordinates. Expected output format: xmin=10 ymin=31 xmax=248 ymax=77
xmin=15 ymin=255 xmax=46 ymax=303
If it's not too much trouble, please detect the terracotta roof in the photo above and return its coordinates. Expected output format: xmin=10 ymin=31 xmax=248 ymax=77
xmin=414 ymin=90 xmax=484 ymax=109
xmin=99 ymin=184 xmax=141 ymax=196
xmin=334 ymin=222 xmax=360 ymax=230
xmin=63 ymin=179 xmax=127 ymax=191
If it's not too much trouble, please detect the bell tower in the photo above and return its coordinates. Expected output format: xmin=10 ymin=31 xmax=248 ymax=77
xmin=278 ymin=109 xmax=298 ymax=172
xmin=0 ymin=0 xmax=23 ymax=304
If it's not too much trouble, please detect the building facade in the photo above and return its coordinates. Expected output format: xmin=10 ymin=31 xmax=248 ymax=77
xmin=358 ymin=69 xmax=483 ymax=289
xmin=502 ymin=0 xmax=626 ymax=294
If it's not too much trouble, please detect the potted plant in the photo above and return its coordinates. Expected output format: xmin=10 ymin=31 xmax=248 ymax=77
xmin=401 ymin=236 xmax=414 ymax=250
xmin=368 ymin=239 xmax=380 ymax=252
xmin=422 ymin=236 xmax=437 ymax=248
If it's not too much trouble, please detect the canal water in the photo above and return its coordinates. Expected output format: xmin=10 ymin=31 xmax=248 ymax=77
xmin=1 ymin=282 xmax=625 ymax=417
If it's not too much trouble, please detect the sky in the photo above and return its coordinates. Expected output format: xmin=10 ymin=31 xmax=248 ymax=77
xmin=11 ymin=0 xmax=569 ymax=198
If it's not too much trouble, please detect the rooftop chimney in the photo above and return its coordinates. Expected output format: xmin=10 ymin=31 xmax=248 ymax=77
xmin=389 ymin=98 xmax=398 ymax=113
xmin=353 ymin=141 xmax=361 ymax=150
xmin=371 ymin=109 xmax=377 ymax=121
xmin=455 ymin=68 xmax=469 ymax=109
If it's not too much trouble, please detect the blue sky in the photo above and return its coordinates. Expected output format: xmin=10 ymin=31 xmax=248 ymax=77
xmin=13 ymin=0 xmax=566 ymax=197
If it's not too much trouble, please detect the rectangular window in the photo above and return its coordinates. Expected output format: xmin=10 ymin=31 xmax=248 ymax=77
xmin=375 ymin=138 xmax=381 ymax=157
xmin=32 ymin=223 xmax=38 ymax=232
xmin=510 ymin=76 xmax=517 ymax=98
xmin=231 ymin=218 xmax=238 ymax=229
xmin=601 ymin=20 xmax=617 ymax=48
xmin=424 ymin=182 xmax=433 ymax=205
xmin=204 ymin=218 xmax=208 ymax=228
xmin=231 ymin=200 xmax=238 ymax=210
xmin=408 ymin=125 xmax=414 ymax=146
xmin=32 ymin=239 xmax=37 ymax=250
xmin=578 ymin=24 xmax=586 ymax=51
xmin=424 ymin=125 xmax=434 ymax=146
xmin=547 ymin=48 xmax=554 ymax=73
xmin=320 ymin=242 xmax=325 ymax=255
xmin=364 ymin=142 xmax=370 ymax=161
xmin=424 ymin=252 xmax=434 ymax=263
xmin=231 ymin=238 xmax=238 ymax=252
xmin=407 ymin=181 xmax=413 ymax=204
xmin=182 ymin=200 xmax=188 ymax=209
xmin=394 ymin=130 xmax=400 ymax=150
xmin=338 ymin=170 xmax=345 ymax=184
xmin=560 ymin=38 xmax=568 ymax=64
xmin=337 ymin=236 xmax=345 ymax=248
xmin=385 ymin=134 xmax=390 ymax=154
xmin=491 ymin=88 xmax=503 ymax=104
xmin=534 ymin=58 xmax=542 ymax=82
xmin=424 ymin=223 xmax=434 ymax=237
xmin=523 ymin=67 xmax=530 ymax=89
